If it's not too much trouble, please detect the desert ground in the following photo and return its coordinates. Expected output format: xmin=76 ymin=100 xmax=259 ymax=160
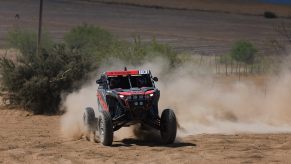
xmin=1 ymin=108 xmax=291 ymax=163
xmin=1 ymin=0 xmax=291 ymax=163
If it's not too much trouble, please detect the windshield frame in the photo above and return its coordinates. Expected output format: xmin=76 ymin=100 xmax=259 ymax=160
xmin=107 ymin=74 xmax=154 ymax=90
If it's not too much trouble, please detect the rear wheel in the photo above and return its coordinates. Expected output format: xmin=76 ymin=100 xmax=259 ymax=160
xmin=98 ymin=110 xmax=113 ymax=146
xmin=83 ymin=107 xmax=96 ymax=132
xmin=160 ymin=109 xmax=177 ymax=144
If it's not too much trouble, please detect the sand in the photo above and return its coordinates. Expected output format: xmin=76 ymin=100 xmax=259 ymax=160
xmin=0 ymin=108 xmax=291 ymax=163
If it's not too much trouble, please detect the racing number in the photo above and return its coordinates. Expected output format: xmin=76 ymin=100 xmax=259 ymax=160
xmin=139 ymin=70 xmax=149 ymax=74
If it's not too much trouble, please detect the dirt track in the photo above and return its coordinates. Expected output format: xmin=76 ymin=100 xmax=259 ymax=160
xmin=1 ymin=109 xmax=291 ymax=163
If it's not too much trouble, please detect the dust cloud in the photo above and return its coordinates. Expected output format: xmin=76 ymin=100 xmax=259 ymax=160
xmin=157 ymin=56 xmax=291 ymax=136
xmin=60 ymin=56 xmax=291 ymax=140
xmin=60 ymin=80 xmax=98 ymax=140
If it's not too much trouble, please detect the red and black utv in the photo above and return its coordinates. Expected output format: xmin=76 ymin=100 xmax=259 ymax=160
xmin=83 ymin=68 xmax=177 ymax=146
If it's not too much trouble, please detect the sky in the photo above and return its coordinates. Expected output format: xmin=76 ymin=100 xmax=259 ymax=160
xmin=258 ymin=0 xmax=291 ymax=5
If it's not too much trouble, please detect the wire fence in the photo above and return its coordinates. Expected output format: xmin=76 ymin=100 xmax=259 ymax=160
xmin=187 ymin=54 xmax=280 ymax=79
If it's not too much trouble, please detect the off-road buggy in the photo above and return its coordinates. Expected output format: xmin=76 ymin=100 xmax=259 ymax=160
xmin=83 ymin=68 xmax=177 ymax=146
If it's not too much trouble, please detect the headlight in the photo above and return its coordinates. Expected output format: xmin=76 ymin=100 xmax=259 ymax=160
xmin=119 ymin=95 xmax=125 ymax=98
xmin=145 ymin=93 xmax=154 ymax=99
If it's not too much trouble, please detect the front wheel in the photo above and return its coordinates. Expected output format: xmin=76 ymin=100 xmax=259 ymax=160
xmin=160 ymin=109 xmax=177 ymax=144
xmin=98 ymin=110 xmax=113 ymax=146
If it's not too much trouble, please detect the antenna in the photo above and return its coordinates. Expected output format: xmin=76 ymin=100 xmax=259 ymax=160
xmin=124 ymin=67 xmax=127 ymax=71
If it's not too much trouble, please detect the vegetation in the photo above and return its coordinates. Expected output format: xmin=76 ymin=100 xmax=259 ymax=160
xmin=0 ymin=29 xmax=95 ymax=114
xmin=63 ymin=24 xmax=179 ymax=66
xmin=264 ymin=11 xmax=277 ymax=19
xmin=230 ymin=40 xmax=257 ymax=64
xmin=109 ymin=36 xmax=178 ymax=66
xmin=64 ymin=24 xmax=114 ymax=63
xmin=213 ymin=40 xmax=262 ymax=76
xmin=0 ymin=25 xmax=178 ymax=114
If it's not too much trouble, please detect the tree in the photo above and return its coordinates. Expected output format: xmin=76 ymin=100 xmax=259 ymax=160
xmin=231 ymin=40 xmax=257 ymax=64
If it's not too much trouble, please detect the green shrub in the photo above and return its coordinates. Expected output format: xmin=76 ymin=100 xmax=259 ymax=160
xmin=0 ymin=29 xmax=95 ymax=114
xmin=6 ymin=28 xmax=53 ymax=56
xmin=108 ymin=36 xmax=179 ymax=66
xmin=64 ymin=24 xmax=114 ymax=63
xmin=230 ymin=40 xmax=257 ymax=64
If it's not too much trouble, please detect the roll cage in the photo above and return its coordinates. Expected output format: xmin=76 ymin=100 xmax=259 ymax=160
xmin=97 ymin=70 xmax=158 ymax=89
